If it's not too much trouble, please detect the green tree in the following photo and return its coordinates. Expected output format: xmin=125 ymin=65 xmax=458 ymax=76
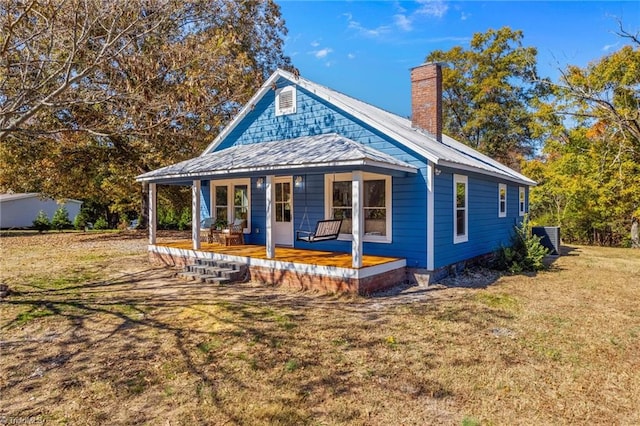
xmin=32 ymin=210 xmax=50 ymax=233
xmin=0 ymin=0 xmax=292 ymax=227
xmin=425 ymin=27 xmax=552 ymax=168
xmin=51 ymin=206 xmax=72 ymax=231
xmin=524 ymin=25 xmax=640 ymax=245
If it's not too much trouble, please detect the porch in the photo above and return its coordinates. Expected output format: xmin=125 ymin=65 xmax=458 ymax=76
xmin=149 ymin=239 xmax=407 ymax=295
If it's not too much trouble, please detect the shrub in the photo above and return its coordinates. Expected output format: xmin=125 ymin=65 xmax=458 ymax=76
xmin=32 ymin=210 xmax=51 ymax=233
xmin=494 ymin=215 xmax=549 ymax=273
xmin=93 ymin=216 xmax=109 ymax=230
xmin=74 ymin=209 xmax=91 ymax=230
xmin=51 ymin=206 xmax=72 ymax=231
xmin=177 ymin=208 xmax=191 ymax=231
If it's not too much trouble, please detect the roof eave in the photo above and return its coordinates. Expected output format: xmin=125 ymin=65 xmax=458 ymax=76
xmin=136 ymin=158 xmax=417 ymax=184
xmin=438 ymin=160 xmax=537 ymax=186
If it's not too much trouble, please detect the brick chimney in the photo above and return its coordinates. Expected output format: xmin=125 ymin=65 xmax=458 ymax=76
xmin=410 ymin=62 xmax=442 ymax=141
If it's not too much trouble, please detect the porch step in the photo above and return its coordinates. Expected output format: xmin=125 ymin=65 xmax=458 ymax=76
xmin=178 ymin=259 xmax=248 ymax=285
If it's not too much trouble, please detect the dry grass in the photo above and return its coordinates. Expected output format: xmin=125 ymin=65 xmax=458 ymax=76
xmin=1 ymin=232 xmax=639 ymax=425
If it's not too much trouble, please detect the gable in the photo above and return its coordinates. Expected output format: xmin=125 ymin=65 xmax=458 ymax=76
xmin=203 ymin=69 xmax=535 ymax=187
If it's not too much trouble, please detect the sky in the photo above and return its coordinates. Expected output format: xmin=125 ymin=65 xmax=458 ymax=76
xmin=278 ymin=1 xmax=639 ymax=118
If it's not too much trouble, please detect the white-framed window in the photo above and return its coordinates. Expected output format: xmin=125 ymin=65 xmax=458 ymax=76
xmin=454 ymin=174 xmax=468 ymax=244
xmin=519 ymin=186 xmax=526 ymax=216
xmin=324 ymin=172 xmax=392 ymax=243
xmin=275 ymin=86 xmax=296 ymax=116
xmin=498 ymin=183 xmax=507 ymax=218
xmin=211 ymin=178 xmax=251 ymax=232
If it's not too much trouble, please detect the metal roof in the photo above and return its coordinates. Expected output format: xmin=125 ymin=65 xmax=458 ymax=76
xmin=136 ymin=133 xmax=417 ymax=183
xmin=202 ymin=69 xmax=536 ymax=186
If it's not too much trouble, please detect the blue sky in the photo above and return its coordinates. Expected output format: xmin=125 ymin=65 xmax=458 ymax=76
xmin=278 ymin=1 xmax=639 ymax=117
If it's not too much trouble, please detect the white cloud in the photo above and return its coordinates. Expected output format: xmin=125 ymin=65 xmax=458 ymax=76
xmin=460 ymin=11 xmax=470 ymax=21
xmin=310 ymin=40 xmax=320 ymax=47
xmin=602 ymin=42 xmax=619 ymax=52
xmin=394 ymin=14 xmax=412 ymax=31
xmin=347 ymin=53 xmax=356 ymax=60
xmin=314 ymin=48 xmax=333 ymax=59
xmin=415 ymin=0 xmax=448 ymax=18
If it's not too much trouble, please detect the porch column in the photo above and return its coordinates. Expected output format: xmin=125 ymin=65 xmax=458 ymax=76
xmin=192 ymin=180 xmax=201 ymax=250
xmin=426 ymin=162 xmax=435 ymax=270
xmin=149 ymin=183 xmax=157 ymax=245
xmin=352 ymin=170 xmax=363 ymax=268
xmin=265 ymin=175 xmax=275 ymax=259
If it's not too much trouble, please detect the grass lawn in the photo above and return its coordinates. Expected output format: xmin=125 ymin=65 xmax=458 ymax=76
xmin=1 ymin=232 xmax=639 ymax=425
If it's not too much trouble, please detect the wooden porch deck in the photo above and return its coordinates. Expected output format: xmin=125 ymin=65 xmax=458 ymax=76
xmin=157 ymin=240 xmax=401 ymax=269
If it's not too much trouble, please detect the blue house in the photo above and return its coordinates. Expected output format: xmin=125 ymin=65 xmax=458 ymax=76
xmin=137 ymin=63 xmax=535 ymax=294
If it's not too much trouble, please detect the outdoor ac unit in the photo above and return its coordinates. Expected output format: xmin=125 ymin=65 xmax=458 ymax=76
xmin=532 ymin=226 xmax=561 ymax=256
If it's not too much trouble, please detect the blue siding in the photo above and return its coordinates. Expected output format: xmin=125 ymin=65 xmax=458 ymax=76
xmin=433 ymin=167 xmax=524 ymax=268
xmin=211 ymin=77 xmax=429 ymax=267
xmin=200 ymin=180 xmax=211 ymax=221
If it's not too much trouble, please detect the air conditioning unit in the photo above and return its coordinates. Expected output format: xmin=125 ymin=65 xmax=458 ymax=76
xmin=532 ymin=226 xmax=561 ymax=256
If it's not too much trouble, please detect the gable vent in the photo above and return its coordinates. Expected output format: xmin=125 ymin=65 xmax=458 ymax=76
xmin=275 ymin=86 xmax=296 ymax=116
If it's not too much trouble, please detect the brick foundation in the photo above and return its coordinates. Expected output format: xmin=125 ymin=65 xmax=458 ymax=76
xmin=149 ymin=248 xmax=406 ymax=295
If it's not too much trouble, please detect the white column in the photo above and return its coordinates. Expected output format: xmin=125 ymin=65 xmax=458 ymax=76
xmin=192 ymin=180 xmax=201 ymax=250
xmin=149 ymin=183 xmax=157 ymax=245
xmin=427 ymin=162 xmax=435 ymax=270
xmin=352 ymin=171 xmax=363 ymax=268
xmin=265 ymin=175 xmax=275 ymax=259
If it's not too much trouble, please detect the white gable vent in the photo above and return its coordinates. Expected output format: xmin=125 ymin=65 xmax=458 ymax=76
xmin=275 ymin=86 xmax=296 ymax=116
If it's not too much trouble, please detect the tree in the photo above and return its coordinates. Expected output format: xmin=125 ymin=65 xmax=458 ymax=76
xmin=0 ymin=0 xmax=292 ymax=227
xmin=32 ymin=210 xmax=50 ymax=233
xmin=524 ymin=25 xmax=640 ymax=246
xmin=425 ymin=27 xmax=551 ymax=168
xmin=51 ymin=205 xmax=73 ymax=231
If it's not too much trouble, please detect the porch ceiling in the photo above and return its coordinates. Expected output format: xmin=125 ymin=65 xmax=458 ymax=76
xmin=136 ymin=133 xmax=418 ymax=184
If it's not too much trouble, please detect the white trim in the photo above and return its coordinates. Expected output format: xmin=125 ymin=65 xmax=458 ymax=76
xmin=352 ymin=171 xmax=364 ymax=268
xmin=498 ymin=183 xmax=507 ymax=218
xmin=210 ymin=178 xmax=251 ymax=233
xmin=453 ymin=174 xmax=468 ymax=244
xmin=149 ymin=183 xmax=157 ymax=245
xmin=519 ymin=186 xmax=526 ymax=216
xmin=149 ymin=244 xmax=406 ymax=279
xmin=426 ymin=162 xmax=435 ymax=270
xmin=324 ymin=172 xmax=392 ymax=243
xmin=192 ymin=180 xmax=201 ymax=250
xmin=275 ymin=86 xmax=296 ymax=116
xmin=438 ymin=160 xmax=536 ymax=187
xmin=266 ymin=175 xmax=275 ymax=259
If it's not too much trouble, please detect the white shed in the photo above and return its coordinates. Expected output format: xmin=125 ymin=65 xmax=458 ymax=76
xmin=0 ymin=193 xmax=83 ymax=229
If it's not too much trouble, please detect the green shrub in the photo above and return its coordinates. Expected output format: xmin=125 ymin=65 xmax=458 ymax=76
xmin=93 ymin=216 xmax=109 ymax=230
xmin=51 ymin=206 xmax=72 ymax=231
xmin=74 ymin=209 xmax=91 ymax=230
xmin=494 ymin=215 xmax=549 ymax=273
xmin=32 ymin=210 xmax=51 ymax=233
xmin=177 ymin=208 xmax=191 ymax=231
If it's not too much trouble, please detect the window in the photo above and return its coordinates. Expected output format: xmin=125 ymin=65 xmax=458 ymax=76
xmin=211 ymin=179 xmax=251 ymax=231
xmin=519 ymin=186 xmax=526 ymax=216
xmin=454 ymin=174 xmax=468 ymax=244
xmin=325 ymin=173 xmax=391 ymax=243
xmin=498 ymin=183 xmax=507 ymax=218
xmin=275 ymin=86 xmax=296 ymax=116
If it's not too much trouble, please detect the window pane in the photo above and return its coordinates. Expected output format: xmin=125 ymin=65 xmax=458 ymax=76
xmin=282 ymin=183 xmax=291 ymax=202
xmin=276 ymin=205 xmax=283 ymax=222
xmin=215 ymin=207 xmax=227 ymax=222
xmin=215 ymin=186 xmax=227 ymax=206
xmin=365 ymin=208 xmax=386 ymax=236
xmin=333 ymin=181 xmax=352 ymax=207
xmin=500 ymin=200 xmax=506 ymax=213
xmin=456 ymin=183 xmax=466 ymax=208
xmin=276 ymin=183 xmax=283 ymax=202
xmin=332 ymin=208 xmax=352 ymax=234
xmin=456 ymin=210 xmax=465 ymax=236
xmin=234 ymin=185 xmax=248 ymax=207
xmin=364 ymin=180 xmax=385 ymax=207
xmin=283 ymin=203 xmax=291 ymax=222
